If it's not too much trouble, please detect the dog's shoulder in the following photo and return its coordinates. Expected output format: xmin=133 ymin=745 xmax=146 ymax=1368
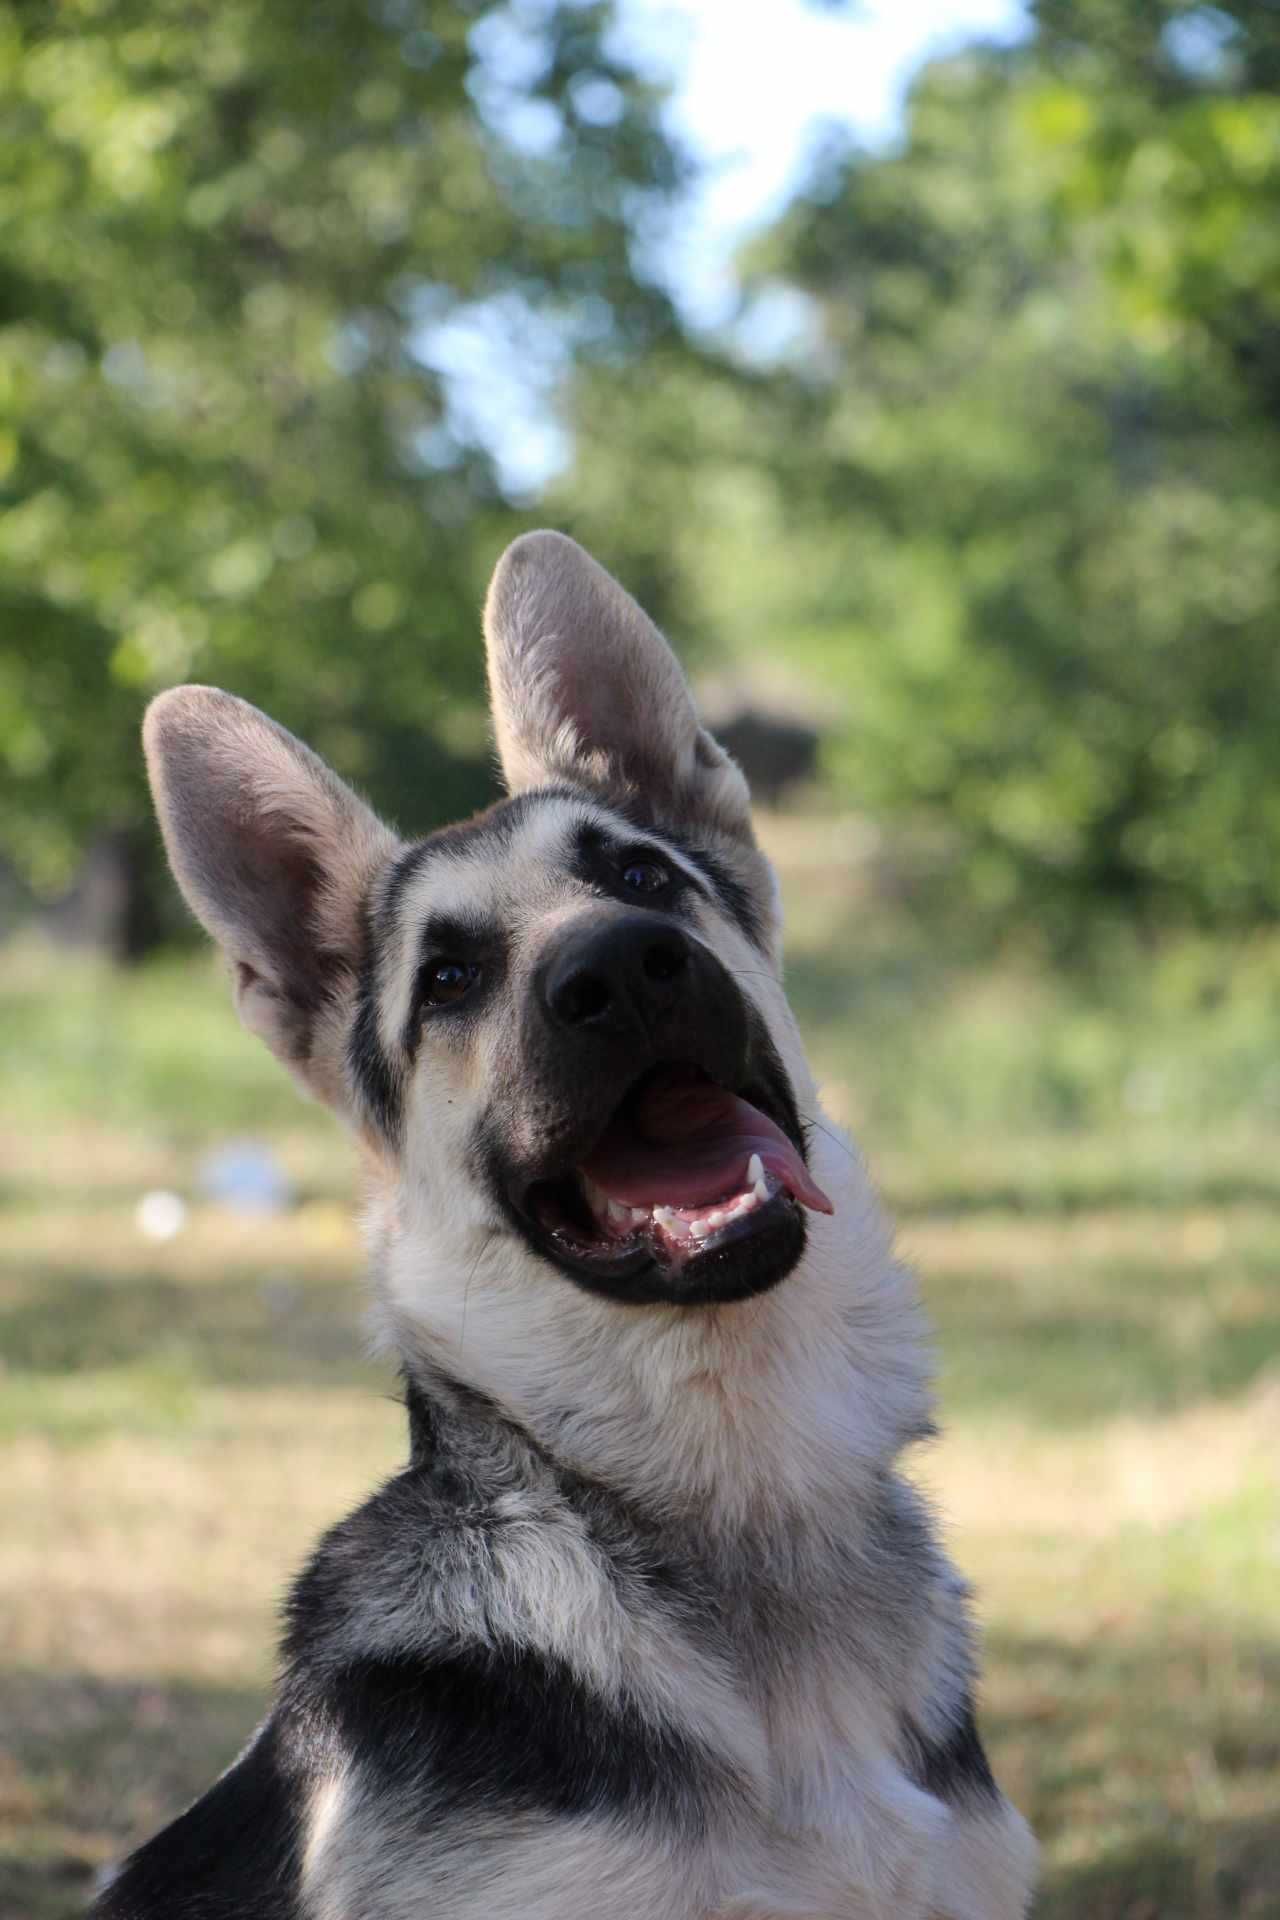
xmin=275 ymin=1427 xmax=732 ymax=1837
xmin=91 ymin=1457 xmax=731 ymax=1920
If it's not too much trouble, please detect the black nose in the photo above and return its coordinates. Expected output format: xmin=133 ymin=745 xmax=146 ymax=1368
xmin=544 ymin=915 xmax=691 ymax=1033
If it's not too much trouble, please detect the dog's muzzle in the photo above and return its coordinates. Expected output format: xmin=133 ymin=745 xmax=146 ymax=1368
xmin=488 ymin=911 xmax=833 ymax=1307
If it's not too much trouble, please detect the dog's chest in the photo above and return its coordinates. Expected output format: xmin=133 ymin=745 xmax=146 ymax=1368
xmin=699 ymin=1621 xmax=948 ymax=1918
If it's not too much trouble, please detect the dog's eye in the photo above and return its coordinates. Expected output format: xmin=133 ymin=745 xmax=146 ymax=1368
xmin=423 ymin=960 xmax=481 ymax=1007
xmin=621 ymin=859 xmax=670 ymax=894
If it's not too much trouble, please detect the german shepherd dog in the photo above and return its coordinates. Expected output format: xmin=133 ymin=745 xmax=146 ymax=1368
xmin=95 ymin=533 xmax=1036 ymax=1919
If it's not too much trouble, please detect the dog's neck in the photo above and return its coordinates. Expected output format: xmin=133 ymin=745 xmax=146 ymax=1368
xmin=377 ymin=1127 xmax=934 ymax=1542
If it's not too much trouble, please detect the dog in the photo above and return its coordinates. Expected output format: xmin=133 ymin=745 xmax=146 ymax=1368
xmin=93 ymin=532 xmax=1036 ymax=1919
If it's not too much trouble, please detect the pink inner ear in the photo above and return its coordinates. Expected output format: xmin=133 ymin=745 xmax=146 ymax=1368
xmin=531 ymin=629 xmax=697 ymax=783
xmin=242 ymin=806 xmax=324 ymax=899
xmin=548 ymin=650 xmax=606 ymax=748
xmin=485 ymin=531 xmax=753 ymax=831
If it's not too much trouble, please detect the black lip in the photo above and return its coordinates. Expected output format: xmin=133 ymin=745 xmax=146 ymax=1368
xmin=493 ymin=1047 xmax=812 ymax=1309
xmin=526 ymin=1186 xmax=808 ymax=1308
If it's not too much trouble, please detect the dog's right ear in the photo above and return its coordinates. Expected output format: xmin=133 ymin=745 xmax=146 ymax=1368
xmin=143 ymin=687 xmax=400 ymax=1107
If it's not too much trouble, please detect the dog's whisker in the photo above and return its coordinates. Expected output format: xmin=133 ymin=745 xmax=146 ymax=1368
xmin=457 ymin=1239 xmax=489 ymax=1362
xmin=725 ymin=966 xmax=779 ymax=989
xmin=797 ymin=1110 xmax=860 ymax=1163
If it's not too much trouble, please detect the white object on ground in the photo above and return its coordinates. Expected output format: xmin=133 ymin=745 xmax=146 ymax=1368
xmin=136 ymin=1190 xmax=188 ymax=1241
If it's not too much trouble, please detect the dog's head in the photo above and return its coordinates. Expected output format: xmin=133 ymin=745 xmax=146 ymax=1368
xmin=145 ymin=533 xmax=833 ymax=1318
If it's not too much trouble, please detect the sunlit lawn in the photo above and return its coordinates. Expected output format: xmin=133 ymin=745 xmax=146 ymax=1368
xmin=3 ymin=830 xmax=1279 ymax=1918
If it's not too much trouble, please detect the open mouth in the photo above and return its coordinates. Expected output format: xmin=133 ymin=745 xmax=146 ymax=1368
xmin=518 ymin=1063 xmax=833 ymax=1306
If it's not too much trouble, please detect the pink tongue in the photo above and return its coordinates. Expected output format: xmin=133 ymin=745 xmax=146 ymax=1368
xmin=580 ymin=1073 xmax=834 ymax=1215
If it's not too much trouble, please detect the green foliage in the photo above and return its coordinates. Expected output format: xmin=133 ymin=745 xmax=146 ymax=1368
xmin=0 ymin=0 xmax=685 ymax=893
xmin=5 ymin=0 xmax=1279 ymax=946
xmin=791 ymin=20 xmax=1280 ymax=931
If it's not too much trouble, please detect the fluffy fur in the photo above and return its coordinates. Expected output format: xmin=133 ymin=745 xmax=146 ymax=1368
xmin=96 ymin=532 xmax=1036 ymax=1920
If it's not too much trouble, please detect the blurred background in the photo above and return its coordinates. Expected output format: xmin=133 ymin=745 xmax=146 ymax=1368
xmin=2 ymin=0 xmax=1278 ymax=1913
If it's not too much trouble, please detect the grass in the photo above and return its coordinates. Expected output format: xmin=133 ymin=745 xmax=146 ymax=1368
xmin=3 ymin=829 xmax=1279 ymax=1918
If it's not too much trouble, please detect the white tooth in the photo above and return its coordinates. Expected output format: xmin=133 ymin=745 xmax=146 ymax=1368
xmin=736 ymin=1190 xmax=758 ymax=1215
xmin=653 ymin=1206 xmax=675 ymax=1231
xmin=630 ymin=1207 xmax=648 ymax=1225
xmin=707 ymin=1210 xmax=725 ymax=1230
xmin=608 ymin=1199 xmax=629 ymax=1224
xmin=746 ymin=1153 xmax=764 ymax=1190
xmin=582 ymin=1176 xmax=606 ymax=1213
xmin=753 ymin=1177 xmax=768 ymax=1204
xmin=690 ymin=1219 xmax=711 ymax=1240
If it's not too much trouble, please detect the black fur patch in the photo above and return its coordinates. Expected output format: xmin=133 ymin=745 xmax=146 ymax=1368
xmin=348 ymin=900 xmax=401 ymax=1139
xmin=901 ymin=1700 xmax=1000 ymax=1806
xmin=321 ymin=1643 xmax=717 ymax=1835
xmin=566 ymin=810 xmax=767 ymax=953
xmin=89 ymin=1718 xmax=307 ymax=1919
xmin=568 ymin=818 xmax=711 ymax=915
xmin=582 ymin=793 xmax=768 ymax=952
xmin=402 ymin=912 xmax=507 ymax=1054
xmin=663 ymin=831 xmax=768 ymax=951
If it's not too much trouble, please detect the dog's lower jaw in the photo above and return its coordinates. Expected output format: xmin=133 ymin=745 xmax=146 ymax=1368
xmin=515 ymin=1187 xmax=809 ymax=1308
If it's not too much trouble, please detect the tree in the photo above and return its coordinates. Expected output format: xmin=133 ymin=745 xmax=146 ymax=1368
xmin=0 ymin=0 xmax=688 ymax=933
xmin=594 ymin=1 xmax=1280 ymax=937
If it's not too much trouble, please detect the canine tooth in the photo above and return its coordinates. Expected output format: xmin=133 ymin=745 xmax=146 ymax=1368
xmin=582 ymin=1176 xmax=606 ymax=1213
xmin=607 ymin=1199 xmax=629 ymax=1224
xmin=746 ymin=1153 xmax=764 ymax=1190
xmin=653 ymin=1206 xmax=675 ymax=1231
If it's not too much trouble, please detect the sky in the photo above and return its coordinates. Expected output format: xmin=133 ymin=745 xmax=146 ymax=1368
xmin=619 ymin=0 xmax=1030 ymax=327
xmin=429 ymin=0 xmax=1030 ymax=492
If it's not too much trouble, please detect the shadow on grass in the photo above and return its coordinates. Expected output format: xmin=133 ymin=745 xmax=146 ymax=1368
xmin=933 ymin=1279 xmax=1280 ymax=1429
xmin=1 ymin=1668 xmax=268 ymax=1920
xmin=1039 ymin=1817 xmax=1280 ymax=1920
xmin=982 ymin=1627 xmax=1280 ymax=1920
xmin=891 ymin=1172 xmax=1280 ymax=1220
xmin=1 ymin=1259 xmax=384 ymax=1404
xmin=1033 ymin=1810 xmax=1280 ymax=1920
xmin=6 ymin=1233 xmax=1280 ymax=1438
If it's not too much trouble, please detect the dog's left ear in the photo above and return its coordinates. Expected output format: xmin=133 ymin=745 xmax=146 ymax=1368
xmin=143 ymin=685 xmax=401 ymax=1109
xmin=483 ymin=531 xmax=753 ymax=842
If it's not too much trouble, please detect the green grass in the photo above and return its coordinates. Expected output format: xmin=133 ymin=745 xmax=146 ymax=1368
xmin=3 ymin=843 xmax=1279 ymax=1918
